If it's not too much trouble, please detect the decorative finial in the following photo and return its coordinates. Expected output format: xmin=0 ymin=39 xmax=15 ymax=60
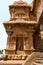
xmin=20 ymin=0 xmax=22 ymax=1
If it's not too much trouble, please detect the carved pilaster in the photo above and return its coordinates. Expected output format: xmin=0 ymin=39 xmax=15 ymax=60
xmin=24 ymin=32 xmax=35 ymax=51
xmin=28 ymin=32 xmax=35 ymax=50
xmin=5 ymin=32 xmax=16 ymax=55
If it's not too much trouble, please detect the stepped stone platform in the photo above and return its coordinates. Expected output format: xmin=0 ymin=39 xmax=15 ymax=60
xmin=0 ymin=52 xmax=43 ymax=65
xmin=32 ymin=54 xmax=43 ymax=65
xmin=0 ymin=54 xmax=28 ymax=65
xmin=0 ymin=53 xmax=34 ymax=65
xmin=24 ymin=52 xmax=43 ymax=65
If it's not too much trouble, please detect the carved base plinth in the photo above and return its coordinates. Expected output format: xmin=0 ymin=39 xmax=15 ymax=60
xmin=0 ymin=60 xmax=23 ymax=65
xmin=0 ymin=54 xmax=28 ymax=65
xmin=15 ymin=51 xmax=25 ymax=55
xmin=24 ymin=47 xmax=35 ymax=51
xmin=12 ymin=55 xmax=27 ymax=60
xmin=0 ymin=54 xmax=27 ymax=60
xmin=24 ymin=49 xmax=35 ymax=55
xmin=5 ymin=49 xmax=16 ymax=55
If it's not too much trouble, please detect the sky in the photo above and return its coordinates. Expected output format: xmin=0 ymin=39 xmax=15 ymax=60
xmin=0 ymin=0 xmax=33 ymax=50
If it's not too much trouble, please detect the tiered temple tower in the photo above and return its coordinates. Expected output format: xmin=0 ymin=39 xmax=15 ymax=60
xmin=3 ymin=0 xmax=37 ymax=55
xmin=3 ymin=0 xmax=43 ymax=55
xmin=0 ymin=0 xmax=43 ymax=65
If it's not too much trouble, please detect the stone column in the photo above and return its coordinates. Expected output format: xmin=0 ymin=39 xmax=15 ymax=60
xmin=5 ymin=32 xmax=16 ymax=55
xmin=5 ymin=35 xmax=11 ymax=54
xmin=13 ymin=37 xmax=16 ymax=50
xmin=29 ymin=32 xmax=35 ymax=50
xmin=6 ymin=35 xmax=10 ymax=49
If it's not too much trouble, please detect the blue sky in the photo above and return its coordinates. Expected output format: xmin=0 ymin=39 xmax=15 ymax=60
xmin=0 ymin=0 xmax=33 ymax=49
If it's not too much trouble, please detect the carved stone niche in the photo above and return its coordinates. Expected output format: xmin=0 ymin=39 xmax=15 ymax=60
xmin=16 ymin=37 xmax=24 ymax=51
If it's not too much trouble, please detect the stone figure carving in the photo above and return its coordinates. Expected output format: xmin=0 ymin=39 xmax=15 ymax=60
xmin=16 ymin=37 xmax=23 ymax=51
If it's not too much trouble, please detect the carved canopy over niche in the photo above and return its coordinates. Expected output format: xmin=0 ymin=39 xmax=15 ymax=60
xmin=9 ymin=7 xmax=30 ymax=20
xmin=9 ymin=0 xmax=32 ymax=20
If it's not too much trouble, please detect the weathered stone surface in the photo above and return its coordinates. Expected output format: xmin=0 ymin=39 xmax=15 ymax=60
xmin=0 ymin=0 xmax=43 ymax=65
